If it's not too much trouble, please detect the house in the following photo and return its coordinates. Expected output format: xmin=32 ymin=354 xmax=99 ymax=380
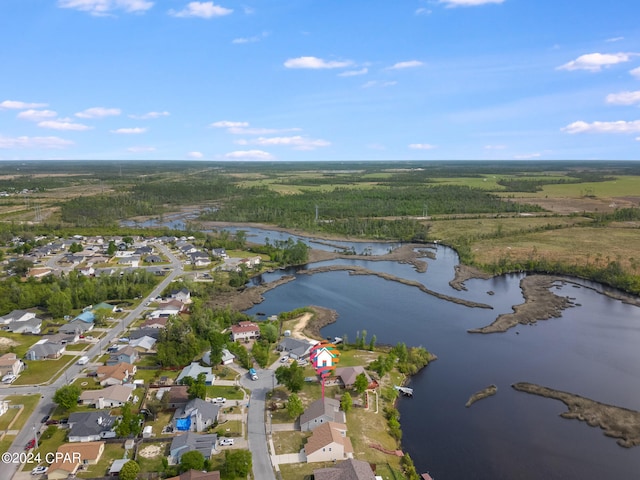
xmin=145 ymin=254 xmax=163 ymax=263
xmin=118 ymin=255 xmax=140 ymax=267
xmin=130 ymin=328 xmax=161 ymax=340
xmin=169 ymin=432 xmax=217 ymax=464
xmin=43 ymin=332 xmax=80 ymax=345
xmin=173 ymin=398 xmax=220 ymax=432
xmin=92 ymin=302 xmax=115 ymax=313
xmin=170 ymin=288 xmax=192 ymax=304
xmin=0 ymin=353 xmax=23 ymax=377
xmin=334 ymin=366 xmax=373 ymax=389
xmin=108 ymin=459 xmax=129 ymax=476
xmin=166 ymin=469 xmax=221 ymax=480
xmin=6 ymin=316 xmax=42 ymax=334
xmin=229 ymin=321 xmax=260 ymax=342
xmin=74 ymin=311 xmax=95 ymax=324
xmin=0 ymin=310 xmax=35 ymax=325
xmin=27 ymin=267 xmax=53 ymax=279
xmin=202 ymin=348 xmax=235 ymax=366
xmin=163 ymin=385 xmax=189 ymax=409
xmin=304 ymin=422 xmax=353 ymax=463
xmin=46 ymin=441 xmax=105 ymax=480
xmin=79 ymin=385 xmax=133 ymax=408
xmin=106 ymin=346 xmax=139 ymax=365
xmin=178 ymin=243 xmax=198 ymax=255
xmin=176 ymin=363 xmax=215 ymax=385
xmin=141 ymin=317 xmax=168 ymax=329
xmin=313 ymin=459 xmax=377 ymax=480
xmin=96 ymin=362 xmax=136 ymax=386
xmin=59 ymin=319 xmax=94 ymax=335
xmin=129 ymin=335 xmax=156 ymax=352
xmin=0 ymin=400 xmax=10 ymax=416
xmin=277 ymin=338 xmax=315 ymax=360
xmin=67 ymin=411 xmax=117 ymax=442
xmin=135 ymin=246 xmax=153 ymax=256
xmin=78 ymin=266 xmax=95 ymax=277
xmin=25 ymin=340 xmax=66 ymax=360
xmin=300 ymin=398 xmax=346 ymax=432
xmin=188 ymin=251 xmax=211 ymax=267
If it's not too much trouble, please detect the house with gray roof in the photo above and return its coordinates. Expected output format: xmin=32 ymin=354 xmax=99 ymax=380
xmin=176 ymin=363 xmax=215 ymax=385
xmin=106 ymin=345 xmax=139 ymax=366
xmin=173 ymin=398 xmax=220 ymax=432
xmin=202 ymin=348 xmax=235 ymax=366
xmin=67 ymin=411 xmax=117 ymax=442
xmin=59 ymin=318 xmax=94 ymax=335
xmin=0 ymin=310 xmax=35 ymax=325
xmin=25 ymin=339 xmax=66 ymax=360
xmin=129 ymin=335 xmax=156 ymax=352
xmin=300 ymin=397 xmax=346 ymax=432
xmin=169 ymin=432 xmax=217 ymax=464
xmin=130 ymin=328 xmax=161 ymax=340
xmin=6 ymin=316 xmax=42 ymax=334
xmin=277 ymin=337 xmax=315 ymax=360
xmin=313 ymin=458 xmax=377 ymax=480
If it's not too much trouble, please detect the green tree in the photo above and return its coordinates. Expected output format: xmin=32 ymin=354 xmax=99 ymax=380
xmin=180 ymin=450 xmax=205 ymax=472
xmin=119 ymin=460 xmax=140 ymax=480
xmin=46 ymin=288 xmax=73 ymax=318
xmin=53 ymin=385 xmax=81 ymax=410
xmin=107 ymin=240 xmax=117 ymax=256
xmin=275 ymin=361 xmax=305 ymax=393
xmin=286 ymin=393 xmax=304 ymax=419
xmin=183 ymin=373 xmax=207 ymax=400
xmin=11 ymin=258 xmax=33 ymax=276
xmin=114 ymin=403 xmax=143 ymax=438
xmin=221 ymin=449 xmax=252 ymax=479
xmin=340 ymin=392 xmax=353 ymax=413
xmin=354 ymin=373 xmax=369 ymax=395
xmin=368 ymin=334 xmax=376 ymax=351
xmin=69 ymin=242 xmax=83 ymax=253
xmin=260 ymin=322 xmax=279 ymax=343
xmin=207 ymin=331 xmax=226 ymax=367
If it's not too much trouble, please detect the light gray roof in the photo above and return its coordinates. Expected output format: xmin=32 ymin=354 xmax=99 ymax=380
xmin=176 ymin=398 xmax=220 ymax=422
xmin=300 ymin=397 xmax=345 ymax=426
xmin=170 ymin=432 xmax=217 ymax=461
xmin=59 ymin=319 xmax=92 ymax=334
xmin=6 ymin=317 xmax=41 ymax=332
xmin=27 ymin=341 xmax=64 ymax=358
xmin=68 ymin=411 xmax=116 ymax=438
xmin=314 ymin=459 xmax=376 ymax=480
xmin=278 ymin=337 xmax=314 ymax=357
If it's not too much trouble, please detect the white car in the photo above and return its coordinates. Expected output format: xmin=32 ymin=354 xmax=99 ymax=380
xmin=218 ymin=438 xmax=234 ymax=446
xmin=212 ymin=397 xmax=226 ymax=405
xmin=280 ymin=355 xmax=289 ymax=363
xmin=31 ymin=467 xmax=47 ymax=476
xmin=2 ymin=374 xmax=16 ymax=384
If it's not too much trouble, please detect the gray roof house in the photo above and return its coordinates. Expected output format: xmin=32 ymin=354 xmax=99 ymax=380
xmin=313 ymin=459 xmax=377 ymax=480
xmin=59 ymin=319 xmax=94 ymax=335
xmin=202 ymin=348 xmax=235 ymax=366
xmin=129 ymin=335 xmax=156 ymax=351
xmin=67 ymin=411 xmax=117 ymax=442
xmin=0 ymin=310 xmax=35 ymax=325
xmin=130 ymin=328 xmax=162 ymax=340
xmin=79 ymin=385 xmax=134 ymax=408
xmin=300 ymin=397 xmax=346 ymax=432
xmin=6 ymin=316 xmax=42 ymax=334
xmin=106 ymin=346 xmax=139 ymax=366
xmin=169 ymin=432 xmax=217 ymax=465
xmin=25 ymin=340 xmax=66 ymax=360
xmin=277 ymin=337 xmax=315 ymax=359
xmin=176 ymin=363 xmax=215 ymax=385
xmin=173 ymin=398 xmax=220 ymax=432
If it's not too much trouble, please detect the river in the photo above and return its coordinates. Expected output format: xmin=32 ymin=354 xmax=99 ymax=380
xmin=240 ymin=236 xmax=640 ymax=480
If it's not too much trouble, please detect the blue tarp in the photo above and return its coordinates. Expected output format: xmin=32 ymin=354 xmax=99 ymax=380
xmin=176 ymin=418 xmax=191 ymax=431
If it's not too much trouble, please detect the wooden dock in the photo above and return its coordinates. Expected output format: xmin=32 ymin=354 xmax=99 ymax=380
xmin=394 ymin=385 xmax=414 ymax=397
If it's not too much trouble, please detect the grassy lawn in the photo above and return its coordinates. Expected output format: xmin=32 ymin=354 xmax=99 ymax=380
xmin=136 ymin=443 xmax=168 ymax=473
xmin=64 ymin=343 xmax=90 ymax=351
xmin=334 ymin=349 xmax=378 ymax=367
xmin=272 ymin=431 xmax=308 ymax=454
xmin=14 ymin=355 xmax=78 ymax=385
xmin=215 ymin=419 xmax=243 ymax=438
xmin=206 ymin=385 xmax=245 ymax=400
xmin=23 ymin=426 xmax=68 ymax=471
xmin=150 ymin=411 xmax=173 ymax=436
xmin=137 ymin=355 xmax=160 ymax=367
xmin=280 ymin=461 xmax=336 ymax=480
xmin=0 ymin=332 xmax=41 ymax=357
xmin=134 ymin=368 xmax=162 ymax=384
xmin=3 ymin=395 xmax=41 ymax=431
xmin=0 ymin=435 xmax=15 ymax=455
xmin=0 ymin=404 xmax=21 ymax=430
xmin=72 ymin=376 xmax=101 ymax=390
xmin=77 ymin=443 xmax=126 ymax=478
xmin=211 ymin=366 xmax=240 ymax=381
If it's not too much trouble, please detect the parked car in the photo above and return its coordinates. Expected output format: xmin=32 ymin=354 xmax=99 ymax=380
xmin=31 ymin=466 xmax=47 ymax=475
xmin=218 ymin=438 xmax=234 ymax=446
xmin=45 ymin=419 xmax=59 ymax=425
xmin=280 ymin=355 xmax=289 ymax=363
xmin=212 ymin=397 xmax=226 ymax=405
xmin=41 ymin=415 xmax=50 ymax=424
xmin=25 ymin=439 xmax=36 ymax=450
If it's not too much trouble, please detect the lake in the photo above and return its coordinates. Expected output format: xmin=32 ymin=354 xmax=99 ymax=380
xmin=243 ymin=240 xmax=640 ymax=480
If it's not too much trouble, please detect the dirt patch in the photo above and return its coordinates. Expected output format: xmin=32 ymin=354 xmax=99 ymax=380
xmin=206 ymin=275 xmax=295 ymax=311
xmin=302 ymin=306 xmax=339 ymax=340
xmin=450 ymin=264 xmax=492 ymax=291
xmin=469 ymin=275 xmax=574 ymax=334
xmin=465 ymin=384 xmax=497 ymax=408
xmin=513 ymin=382 xmax=640 ymax=448
xmin=0 ymin=337 xmax=19 ymax=349
xmin=138 ymin=445 xmax=163 ymax=458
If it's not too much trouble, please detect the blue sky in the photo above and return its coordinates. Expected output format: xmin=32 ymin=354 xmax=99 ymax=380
xmin=1 ymin=0 xmax=639 ymax=161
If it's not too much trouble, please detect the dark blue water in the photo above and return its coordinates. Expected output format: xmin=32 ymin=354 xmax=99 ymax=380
xmin=243 ymin=244 xmax=640 ymax=479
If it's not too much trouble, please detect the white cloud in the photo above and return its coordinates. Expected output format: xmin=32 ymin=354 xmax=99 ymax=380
xmin=210 ymin=120 xmax=249 ymax=128
xmin=188 ymin=151 xmax=204 ymax=159
xmin=513 ymin=153 xmax=541 ymax=160
xmin=75 ymin=107 xmax=121 ymax=119
xmin=631 ymin=67 xmax=640 ymax=79
xmin=0 ymin=100 xmax=48 ymax=110
xmin=128 ymin=111 xmax=170 ymax=119
xmin=0 ymin=135 xmax=74 ymax=149
xmin=169 ymin=2 xmax=232 ymax=18
xmin=232 ymin=31 xmax=269 ymax=44
xmin=111 ymin=127 xmax=147 ymax=134
xmin=439 ymin=0 xmax=504 ymax=6
xmin=557 ymin=52 xmax=635 ymax=72
xmin=409 ymin=143 xmax=436 ymax=150
xmin=484 ymin=144 xmax=507 ymax=150
xmin=338 ymin=68 xmax=368 ymax=77
xmin=38 ymin=120 xmax=92 ymax=131
xmin=606 ymin=37 xmax=624 ymax=43
xmin=57 ymin=0 xmax=153 ymax=16
xmin=127 ymin=146 xmax=156 ymax=152
xmin=415 ymin=8 xmax=432 ymax=15
xmin=17 ymin=109 xmax=58 ymax=121
xmin=562 ymin=120 xmax=640 ymax=134
xmin=284 ymin=56 xmax=353 ymax=69
xmin=224 ymin=149 xmax=274 ymax=160
xmin=606 ymin=91 xmax=640 ymax=106
xmin=243 ymin=136 xmax=331 ymax=151
xmin=362 ymin=80 xmax=397 ymax=88
xmin=388 ymin=60 xmax=424 ymax=70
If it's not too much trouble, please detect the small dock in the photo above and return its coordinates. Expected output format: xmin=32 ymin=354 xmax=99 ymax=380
xmin=394 ymin=386 xmax=414 ymax=397
xmin=421 ymin=474 xmax=434 ymax=480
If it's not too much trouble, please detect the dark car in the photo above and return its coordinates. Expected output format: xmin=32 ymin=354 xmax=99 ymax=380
xmin=45 ymin=419 xmax=59 ymax=425
xmin=41 ymin=415 xmax=50 ymax=424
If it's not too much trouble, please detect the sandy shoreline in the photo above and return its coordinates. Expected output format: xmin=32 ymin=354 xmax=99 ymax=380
xmin=512 ymin=382 xmax=640 ymax=448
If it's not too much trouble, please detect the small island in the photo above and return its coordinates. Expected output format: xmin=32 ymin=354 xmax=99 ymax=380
xmin=465 ymin=384 xmax=497 ymax=408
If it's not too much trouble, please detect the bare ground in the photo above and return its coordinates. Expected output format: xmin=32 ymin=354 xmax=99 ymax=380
xmin=465 ymin=384 xmax=498 ymax=408
xmin=205 ymin=275 xmax=296 ymax=311
xmin=512 ymin=382 xmax=640 ymax=448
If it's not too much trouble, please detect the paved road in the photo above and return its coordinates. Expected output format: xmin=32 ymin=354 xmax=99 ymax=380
xmin=0 ymin=242 xmax=182 ymax=480
xmin=240 ymin=367 xmax=277 ymax=480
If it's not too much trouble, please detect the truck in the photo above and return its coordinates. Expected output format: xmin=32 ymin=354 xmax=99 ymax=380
xmin=77 ymin=356 xmax=89 ymax=365
xmin=248 ymin=368 xmax=258 ymax=381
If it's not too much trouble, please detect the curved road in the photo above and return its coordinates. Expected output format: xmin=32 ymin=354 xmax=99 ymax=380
xmin=0 ymin=243 xmax=182 ymax=480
